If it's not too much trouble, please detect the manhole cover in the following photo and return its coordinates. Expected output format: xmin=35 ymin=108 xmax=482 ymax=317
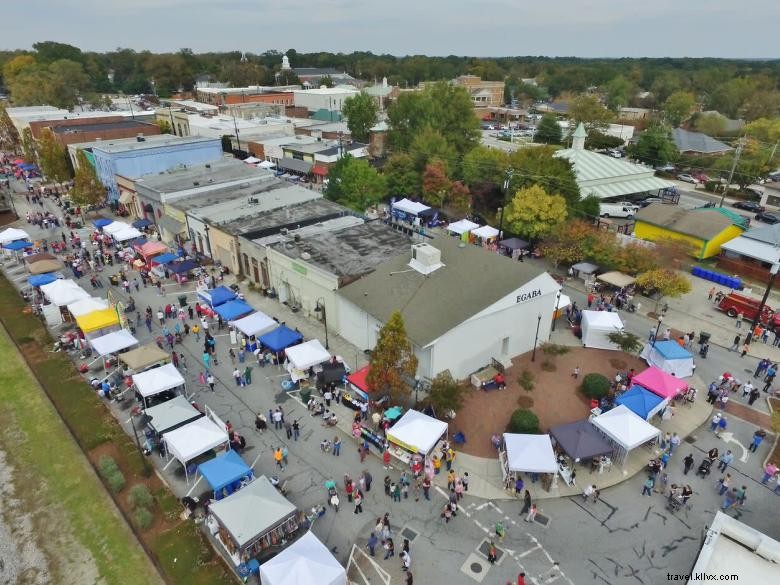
xmin=684 ymin=435 xmax=697 ymax=444
xmin=471 ymin=563 xmax=483 ymax=573
xmin=477 ymin=539 xmax=505 ymax=562
xmin=460 ymin=553 xmax=490 ymax=583
xmin=401 ymin=527 xmax=418 ymax=542
xmin=532 ymin=513 xmax=551 ymax=527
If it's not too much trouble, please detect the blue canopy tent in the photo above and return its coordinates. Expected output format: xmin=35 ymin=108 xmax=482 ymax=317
xmin=129 ymin=237 xmax=148 ymax=247
xmin=259 ymin=325 xmax=303 ymax=353
xmin=214 ymin=299 xmax=253 ymax=321
xmin=198 ymin=285 xmax=237 ymax=307
xmin=168 ymin=259 xmax=197 ymax=274
xmin=197 ymin=450 xmax=254 ymax=500
xmin=152 ymin=252 xmax=178 ymax=265
xmin=28 ymin=273 xmax=58 ymax=287
xmin=92 ymin=218 xmax=113 ymax=228
xmin=3 ymin=240 xmax=32 ymax=251
xmin=615 ymin=385 xmax=666 ymax=421
xmin=132 ymin=219 xmax=153 ymax=229
xmin=640 ymin=340 xmax=695 ymax=378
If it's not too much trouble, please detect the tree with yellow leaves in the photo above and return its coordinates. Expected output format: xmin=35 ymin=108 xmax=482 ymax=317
xmin=504 ymin=184 xmax=567 ymax=240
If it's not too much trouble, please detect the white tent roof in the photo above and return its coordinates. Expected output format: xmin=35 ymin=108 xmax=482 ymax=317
xmin=258 ymin=160 xmax=276 ymax=169
xmin=582 ymin=310 xmax=624 ymax=329
xmin=591 ymin=405 xmax=660 ymax=451
xmin=556 ymin=294 xmax=571 ymax=310
xmin=285 ymin=339 xmax=330 ymax=370
xmin=232 ymin=311 xmax=277 ymax=337
xmin=386 ymin=409 xmax=448 ymax=455
xmin=67 ymin=297 xmax=109 ymax=317
xmin=259 ymin=531 xmax=346 ymax=585
xmin=471 ymin=225 xmax=500 ymax=239
xmin=243 ymin=156 xmax=260 ymax=164
xmin=0 ymin=227 xmax=30 ymax=244
xmin=101 ymin=221 xmax=127 ymax=235
xmin=40 ymin=279 xmax=91 ymax=306
xmin=113 ymin=226 xmax=144 ymax=242
xmin=503 ymin=433 xmax=558 ymax=473
xmin=144 ymin=395 xmax=203 ymax=435
xmin=163 ymin=417 xmax=228 ymax=466
xmin=133 ymin=363 xmax=185 ymax=398
xmin=447 ymin=219 xmax=480 ymax=235
xmin=88 ymin=329 xmax=139 ymax=356
xmin=393 ymin=198 xmax=430 ymax=215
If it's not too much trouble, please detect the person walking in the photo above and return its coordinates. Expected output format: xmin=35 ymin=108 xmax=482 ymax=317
xmin=761 ymin=463 xmax=778 ymax=483
xmin=718 ymin=450 xmax=734 ymax=472
xmin=721 ymin=488 xmax=737 ymax=510
xmin=710 ymin=412 xmax=722 ymax=432
xmin=191 ymin=323 xmax=200 ymax=341
xmin=683 ymin=453 xmax=695 ymax=475
xmin=333 ymin=436 xmax=342 ymax=456
xmin=740 ymin=343 xmax=749 ymax=358
xmin=274 ymin=447 xmax=284 ymax=470
xmin=716 ymin=415 xmax=728 ymax=437
xmin=366 ymin=531 xmax=377 ymax=556
xmin=735 ymin=485 xmax=747 ymax=507
xmin=524 ymin=503 xmax=537 ymax=523
xmin=669 ymin=433 xmax=681 ymax=454
xmin=736 ymin=312 xmax=743 ymax=328
xmin=730 ymin=334 xmax=741 ymax=351
xmin=717 ymin=473 xmax=732 ymax=496
xmin=422 ymin=476 xmax=431 ymax=500
xmin=383 ymin=538 xmax=395 ymax=559
xmin=642 ymin=476 xmax=654 ymax=496
xmin=749 ymin=429 xmax=766 ymax=452
xmin=363 ymin=470 xmax=373 ymax=492
xmin=206 ymin=372 xmax=215 ymax=392
xmin=292 ymin=419 xmax=300 ymax=441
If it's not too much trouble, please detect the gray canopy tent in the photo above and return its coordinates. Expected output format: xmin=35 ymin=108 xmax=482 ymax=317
xmin=550 ymin=419 xmax=613 ymax=461
xmin=571 ymin=262 xmax=599 ymax=285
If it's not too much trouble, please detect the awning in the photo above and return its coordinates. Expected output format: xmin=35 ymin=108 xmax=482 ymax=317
xmin=92 ymin=218 xmax=113 ymax=228
xmin=29 ymin=259 xmax=64 ymax=274
xmin=285 ymin=339 xmax=330 ymax=370
xmin=632 ymin=366 xmax=688 ymax=399
xmin=40 ymin=279 xmax=90 ymax=306
xmin=615 ymin=385 xmax=667 ymax=420
xmin=591 ymin=404 xmax=660 ymax=451
xmin=132 ymin=218 xmax=153 ymax=229
xmin=75 ymin=308 xmax=120 ymax=334
xmin=0 ymin=228 xmax=30 ymax=244
xmin=277 ymin=158 xmax=313 ymax=174
xmin=102 ymin=222 xmax=128 ymax=235
xmin=136 ymin=241 xmax=168 ymax=258
xmin=3 ymin=240 xmax=32 ymax=251
xmin=168 ymin=259 xmax=197 ymax=274
xmin=499 ymin=237 xmax=530 ymax=251
xmin=151 ymin=253 xmax=178 ymax=265
xmin=258 ymin=160 xmax=276 ymax=169
xmin=28 ymin=273 xmax=58 ymax=287
xmin=312 ymin=164 xmax=329 ymax=176
xmin=448 ymin=219 xmax=480 ymax=235
xmin=214 ymin=299 xmax=254 ymax=321
xmin=24 ymin=252 xmax=56 ymax=265
xmin=243 ymin=156 xmax=261 ymax=164
xmin=232 ymin=311 xmax=277 ymax=337
xmin=503 ymin=433 xmax=558 ymax=473
xmin=387 ymin=410 xmax=448 ymax=455
xmin=347 ymin=365 xmax=370 ymax=392
xmin=392 ymin=198 xmax=430 ymax=216
xmin=259 ymin=325 xmax=303 ymax=352
xmin=198 ymin=450 xmax=253 ymax=497
xmin=163 ymin=417 xmax=229 ymax=470
xmin=158 ymin=215 xmax=184 ymax=235
xmin=597 ymin=271 xmax=635 ymax=288
xmin=550 ymin=420 xmax=613 ymax=460
xmin=113 ymin=227 xmax=144 ymax=242
xmin=259 ymin=531 xmax=347 ymax=585
xmin=89 ymin=329 xmax=139 ymax=356
xmin=67 ymin=297 xmax=109 ymax=317
xmin=118 ymin=343 xmax=170 ymax=371
xmin=472 ymin=225 xmax=500 ymax=239
xmin=198 ymin=286 xmax=237 ymax=307
xmin=572 ymin=262 xmax=599 ymax=274
xmin=133 ymin=363 xmax=185 ymax=398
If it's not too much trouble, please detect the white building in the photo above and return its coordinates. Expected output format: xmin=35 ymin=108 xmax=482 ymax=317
xmin=336 ymin=236 xmax=560 ymax=380
xmin=293 ymin=87 xmax=359 ymax=115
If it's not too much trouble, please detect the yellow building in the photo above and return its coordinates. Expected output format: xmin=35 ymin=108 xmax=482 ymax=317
xmin=634 ymin=205 xmax=748 ymax=260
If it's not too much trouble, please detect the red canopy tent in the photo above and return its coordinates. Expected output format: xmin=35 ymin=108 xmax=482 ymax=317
xmin=347 ymin=365 xmax=371 ymax=401
xmin=135 ymin=241 xmax=168 ymax=261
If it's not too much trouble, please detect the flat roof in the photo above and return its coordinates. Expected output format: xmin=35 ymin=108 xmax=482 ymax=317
xmin=253 ymin=135 xmax=318 ymax=148
xmin=134 ymin=159 xmax=271 ymax=195
xmin=316 ymin=142 xmax=367 ymax=157
xmin=52 ymin=120 xmax=156 ymax=134
xmin=293 ymin=87 xmax=359 ymax=96
xmin=282 ymin=142 xmax=333 ymax=154
xmin=196 ymin=85 xmax=299 ymax=95
xmin=271 ymin=220 xmax=412 ymax=279
xmin=248 ymin=199 xmax=349 ymax=242
xmin=71 ymin=134 xmax=216 ymax=154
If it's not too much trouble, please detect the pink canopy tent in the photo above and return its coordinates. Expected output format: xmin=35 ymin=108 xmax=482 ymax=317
xmin=135 ymin=241 xmax=168 ymax=259
xmin=632 ymin=366 xmax=688 ymax=400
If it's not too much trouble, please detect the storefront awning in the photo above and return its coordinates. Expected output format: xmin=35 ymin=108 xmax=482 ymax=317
xmin=277 ymin=158 xmax=313 ymax=174
xmin=312 ymin=164 xmax=329 ymax=176
xmin=119 ymin=191 xmax=134 ymax=204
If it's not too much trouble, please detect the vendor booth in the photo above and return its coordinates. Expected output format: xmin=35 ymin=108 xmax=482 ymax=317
xmin=260 ymin=325 xmax=303 ymax=354
xmin=640 ymin=341 xmax=695 ymax=378
xmin=113 ymin=226 xmax=144 ymax=242
xmin=92 ymin=218 xmax=113 ymax=229
xmin=499 ymin=237 xmax=530 ymax=260
xmin=596 ymin=271 xmax=635 ymax=289
xmin=27 ymin=273 xmax=59 ymax=287
xmin=163 ymin=415 xmax=230 ymax=482
xmin=632 ymin=366 xmax=688 ymax=400
xmin=550 ymin=420 xmax=613 ymax=462
xmin=118 ymin=343 xmax=170 ymax=372
xmin=67 ymin=297 xmax=109 ymax=317
xmin=392 ymin=198 xmax=431 ymax=218
xmin=151 ymin=252 xmax=178 ymax=266
xmin=447 ymin=219 xmax=479 ymax=236
xmin=614 ymin=385 xmax=667 ymax=421
xmin=258 ymin=531 xmax=347 ymax=585
xmin=135 ymin=240 xmax=168 ymax=261
xmin=24 ymin=252 xmax=56 ymax=266
xmin=206 ymin=475 xmax=303 ymax=566
xmin=199 ymin=286 xmax=237 ymax=307
xmin=29 ymin=258 xmax=64 ymax=274
xmin=232 ymin=311 xmax=277 ymax=338
xmin=144 ymin=395 xmax=203 ymax=436
xmin=133 ymin=363 xmax=186 ymax=408
xmin=168 ymin=259 xmax=197 ymax=275
xmin=571 ymin=262 xmax=599 ymax=285
xmin=284 ymin=340 xmax=330 ymax=382
xmin=4 ymin=240 xmax=32 ymax=253
xmin=346 ymin=365 xmax=371 ymax=402
xmin=132 ymin=218 xmax=153 ymax=230
xmin=0 ymin=227 xmax=30 ymax=245
xmin=591 ymin=404 xmax=660 ymax=465
xmin=89 ymin=329 xmax=139 ymax=356
xmin=214 ymin=299 xmax=254 ymax=321
xmin=386 ymin=409 xmax=448 ymax=463
xmin=500 ymin=433 xmax=557 ymax=487
xmin=40 ymin=279 xmax=90 ymax=307
xmin=198 ymin=450 xmax=254 ymax=501
xmin=471 ymin=225 xmax=500 ymax=242
xmin=101 ymin=221 xmax=128 ymax=235
xmin=75 ymin=307 xmax=120 ymax=335
xmin=580 ymin=310 xmax=624 ymax=350
xmin=553 ymin=293 xmax=571 ymax=320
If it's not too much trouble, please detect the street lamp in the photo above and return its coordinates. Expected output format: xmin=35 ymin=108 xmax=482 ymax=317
xmin=652 ymin=316 xmax=664 ymax=349
xmin=746 ymin=262 xmax=780 ymax=344
xmin=315 ymin=298 xmax=329 ymax=350
xmin=551 ymin=290 xmax=562 ymax=332
xmin=532 ymin=313 xmax=542 ymax=362
xmin=498 ymin=168 xmax=514 ymax=236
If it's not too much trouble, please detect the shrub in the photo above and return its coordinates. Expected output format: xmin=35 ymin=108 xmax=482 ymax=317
xmin=133 ymin=507 xmax=154 ymax=530
xmin=128 ymin=484 xmax=154 ymax=510
xmin=106 ymin=469 xmax=126 ymax=493
xmin=517 ymin=369 xmax=535 ymax=392
xmin=98 ymin=456 xmax=119 ymax=478
xmin=581 ymin=373 xmax=610 ymax=400
xmin=507 ymin=409 xmax=540 ymax=434
xmin=541 ymin=360 xmax=556 ymax=372
xmin=540 ymin=343 xmax=571 ymax=357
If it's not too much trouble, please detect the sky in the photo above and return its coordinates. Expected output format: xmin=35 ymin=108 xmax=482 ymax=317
xmin=2 ymin=0 xmax=779 ymax=58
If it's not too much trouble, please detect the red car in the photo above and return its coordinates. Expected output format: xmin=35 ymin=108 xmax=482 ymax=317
xmin=692 ymin=172 xmax=711 ymax=183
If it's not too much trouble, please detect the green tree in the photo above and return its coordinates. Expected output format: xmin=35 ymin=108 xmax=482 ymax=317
xmin=318 ymin=74 xmax=334 ymax=88
xmin=0 ymin=103 xmax=20 ymax=153
xmin=605 ymin=75 xmax=634 ymax=111
xmin=325 ymin=154 xmax=387 ymax=211
xmin=427 ymin=371 xmax=466 ymax=416
xmin=744 ymin=118 xmax=780 ymax=143
xmin=36 ymin=128 xmax=72 ymax=183
xmin=506 ymin=146 xmax=580 ymax=209
xmin=692 ymin=112 xmax=728 ymax=137
xmin=504 ymin=185 xmax=567 ymax=240
xmin=71 ymin=151 xmax=106 ymax=210
xmin=635 ymin=268 xmax=692 ymax=310
xmin=33 ymin=41 xmax=83 ymax=64
xmin=534 ymin=114 xmax=562 ymax=145
xmin=383 ymin=153 xmax=420 ymax=197
xmin=570 ymin=194 xmax=601 ymax=219
xmin=153 ymin=119 xmax=171 ymax=134
xmin=630 ymin=124 xmax=677 ymax=166
xmin=342 ymin=92 xmax=379 ymax=142
xmin=507 ymin=409 xmax=540 ymax=434
xmin=606 ymin=331 xmax=643 ymax=354
xmin=714 ymin=141 xmax=770 ymax=190
xmin=741 ymin=90 xmax=780 ymax=122
xmin=408 ymin=126 xmax=456 ymax=173
xmin=570 ymin=95 xmax=615 ymax=131
xmin=584 ymin=131 xmax=624 ymax=150
xmin=461 ymin=146 xmax=508 ymax=186
xmin=581 ymin=374 xmax=610 ymax=400
xmin=421 ymin=160 xmax=450 ymax=207
xmin=20 ymin=128 xmax=35 ymax=163
xmin=366 ymin=311 xmax=419 ymax=404
xmin=663 ymin=91 xmax=696 ymax=127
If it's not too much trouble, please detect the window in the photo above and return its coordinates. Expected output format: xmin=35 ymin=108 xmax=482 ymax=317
xmin=501 ymin=336 xmax=509 ymax=355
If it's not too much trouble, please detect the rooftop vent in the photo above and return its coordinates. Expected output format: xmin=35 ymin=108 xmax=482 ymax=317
xmin=247 ymin=197 xmax=259 ymax=205
xmin=280 ymin=228 xmax=288 ymax=235
xmin=408 ymin=243 xmax=444 ymax=275
xmin=205 ymin=164 xmax=211 ymax=169
xmin=193 ymin=181 xmax=200 ymax=186
xmin=300 ymin=252 xmax=311 ymax=261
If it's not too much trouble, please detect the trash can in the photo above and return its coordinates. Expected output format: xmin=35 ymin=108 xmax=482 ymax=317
xmin=300 ymin=389 xmax=312 ymax=403
xmin=178 ymin=295 xmax=187 ymax=308
xmin=698 ymin=332 xmax=711 ymax=345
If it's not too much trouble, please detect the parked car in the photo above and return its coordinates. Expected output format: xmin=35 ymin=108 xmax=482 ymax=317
xmin=732 ymin=201 xmax=765 ymax=213
xmin=608 ymin=149 xmax=623 ymax=158
xmin=768 ymin=172 xmax=780 ymax=183
xmin=755 ymin=211 xmax=780 ymax=224
xmin=655 ymin=163 xmax=676 ymax=172
xmin=599 ymin=202 xmax=639 ymax=218
xmin=744 ymin=186 xmax=765 ymax=198
xmin=692 ymin=172 xmax=711 ymax=183
xmin=638 ymin=197 xmax=663 ymax=208
xmin=677 ymin=173 xmax=699 ymax=184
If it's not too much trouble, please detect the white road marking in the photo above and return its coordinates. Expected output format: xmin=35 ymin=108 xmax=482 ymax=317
xmin=185 ymin=476 xmax=202 ymax=496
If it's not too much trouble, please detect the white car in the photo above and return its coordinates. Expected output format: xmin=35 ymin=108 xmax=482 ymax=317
xmin=677 ymin=174 xmax=699 ymax=184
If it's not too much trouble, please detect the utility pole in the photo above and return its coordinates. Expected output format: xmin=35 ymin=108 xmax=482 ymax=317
xmin=498 ymin=168 xmax=514 ymax=236
xmin=719 ymin=139 xmax=744 ymax=207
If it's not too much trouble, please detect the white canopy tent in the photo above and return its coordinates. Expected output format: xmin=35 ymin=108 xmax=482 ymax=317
xmin=581 ymin=310 xmax=624 ymax=350
xmin=258 ymin=160 xmax=276 ymax=169
xmin=40 ymin=279 xmax=91 ymax=306
xmin=392 ymin=198 xmax=430 ymax=216
xmin=67 ymin=297 xmax=109 ymax=317
xmin=640 ymin=341 xmax=695 ymax=378
xmin=144 ymin=395 xmax=203 ymax=436
xmin=0 ymin=227 xmax=30 ymax=244
xmin=447 ymin=219 xmax=480 ymax=235
xmin=502 ymin=433 xmax=558 ymax=473
xmin=387 ymin=409 xmax=448 ymax=455
xmin=163 ymin=417 xmax=229 ymax=481
xmin=259 ymin=531 xmax=346 ymax=585
xmin=285 ymin=339 xmax=330 ymax=369
xmin=591 ymin=405 xmax=660 ymax=464
xmin=471 ymin=225 xmax=500 ymax=239
xmin=243 ymin=156 xmax=260 ymax=164
xmin=89 ymin=329 xmax=138 ymax=356
xmin=113 ymin=226 xmax=144 ymax=242
xmin=133 ymin=363 xmax=186 ymax=405
xmin=101 ymin=221 xmax=127 ymax=235
xmin=232 ymin=311 xmax=277 ymax=337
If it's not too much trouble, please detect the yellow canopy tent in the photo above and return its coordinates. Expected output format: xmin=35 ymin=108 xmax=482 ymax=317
xmin=75 ymin=307 xmax=120 ymax=333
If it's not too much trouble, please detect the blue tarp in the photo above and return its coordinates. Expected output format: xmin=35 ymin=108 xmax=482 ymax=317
xmin=168 ymin=259 xmax=197 ymax=274
xmin=92 ymin=219 xmax=113 ymax=228
xmin=130 ymin=237 xmax=148 ymax=247
xmin=615 ymin=385 xmax=665 ymax=420
xmin=152 ymin=253 xmax=178 ymax=265
xmin=214 ymin=299 xmax=253 ymax=321
xmin=132 ymin=219 xmax=153 ymax=229
xmin=28 ymin=273 xmax=57 ymax=287
xmin=3 ymin=240 xmax=32 ymax=250
xmin=199 ymin=286 xmax=237 ymax=307
xmin=259 ymin=325 xmax=303 ymax=353
xmin=653 ymin=340 xmax=692 ymax=360
xmin=197 ymin=450 xmax=253 ymax=499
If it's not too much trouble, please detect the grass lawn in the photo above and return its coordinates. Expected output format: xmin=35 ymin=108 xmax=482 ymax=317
xmin=0 ymin=325 xmax=164 ymax=585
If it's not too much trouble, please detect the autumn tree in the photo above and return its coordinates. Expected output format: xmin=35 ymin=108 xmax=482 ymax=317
xmin=421 ymin=160 xmax=450 ymax=207
xmin=448 ymin=181 xmax=472 ymax=216
xmin=570 ymin=95 xmax=615 ymax=131
xmin=504 ymin=185 xmax=567 ymax=240
xmin=342 ymin=91 xmax=379 ymax=142
xmin=324 ymin=154 xmax=387 ymax=212
xmin=383 ymin=153 xmax=420 ymax=197
xmin=539 ymin=219 xmax=597 ymax=267
xmin=367 ymin=311 xmax=419 ymax=404
xmin=635 ymin=269 xmax=692 ymax=310
xmin=534 ymin=114 xmax=562 ymax=145
xmin=0 ymin=103 xmax=20 ymax=153
xmin=70 ymin=151 xmax=106 ymax=210
xmin=506 ymin=146 xmax=580 ymax=209
xmin=426 ymin=371 xmax=466 ymax=416
xmin=37 ymin=128 xmax=72 ymax=183
xmin=153 ymin=118 xmax=172 ymax=134
xmin=663 ymin=91 xmax=696 ymax=127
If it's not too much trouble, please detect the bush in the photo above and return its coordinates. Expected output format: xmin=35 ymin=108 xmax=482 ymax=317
xmin=541 ymin=360 xmax=556 ymax=372
xmin=128 ymin=484 xmax=154 ymax=510
xmin=581 ymin=373 xmax=610 ymax=399
xmin=106 ymin=469 xmax=126 ymax=493
xmin=541 ymin=343 xmax=571 ymax=357
xmin=507 ymin=409 xmax=540 ymax=434
xmin=133 ymin=507 xmax=154 ymax=530
xmin=98 ymin=456 xmax=119 ymax=478
xmin=517 ymin=369 xmax=535 ymax=392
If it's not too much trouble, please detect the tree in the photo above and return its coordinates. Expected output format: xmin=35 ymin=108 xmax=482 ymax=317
xmin=71 ymin=151 xmax=106 ymax=209
xmin=342 ymin=92 xmax=379 ymax=142
xmin=318 ymin=74 xmax=334 ymax=88
xmin=506 ymin=146 xmax=580 ymax=209
xmin=461 ymin=146 xmax=508 ymax=186
xmin=504 ymin=185 xmax=567 ymax=240
xmin=0 ymin=103 xmax=20 ymax=153
xmin=584 ymin=131 xmax=624 ymax=151
xmin=692 ymin=112 xmax=728 ymax=137
xmin=663 ymin=91 xmax=696 ymax=127
xmin=421 ymin=160 xmax=450 ymax=207
xmin=605 ymin=75 xmax=634 ymax=111
xmin=570 ymin=194 xmax=601 ymax=220
xmin=635 ymin=269 xmax=692 ymax=310
xmin=448 ymin=181 xmax=472 ymax=216
xmin=36 ymin=128 xmax=72 ymax=183
xmin=427 ymin=371 xmax=466 ymax=416
xmin=714 ymin=139 xmax=770 ymax=190
xmin=153 ymin=119 xmax=171 ymax=134
xmin=744 ymin=118 xmax=780 ymax=143
xmin=325 ymin=154 xmax=387 ymax=212
xmin=581 ymin=374 xmax=610 ymax=400
xmin=20 ymin=128 xmax=35 ymax=163
xmin=539 ymin=219 xmax=597 ymax=267
xmin=366 ymin=311 xmax=418 ymax=404
xmin=534 ymin=114 xmax=562 ymax=145
xmin=606 ymin=331 xmax=643 ymax=354
xmin=507 ymin=409 xmax=540 ymax=434
xmin=383 ymin=153 xmax=419 ymax=197
xmin=408 ymin=126 xmax=456 ymax=173
xmin=630 ymin=124 xmax=677 ymax=166
xmin=570 ymin=95 xmax=615 ymax=131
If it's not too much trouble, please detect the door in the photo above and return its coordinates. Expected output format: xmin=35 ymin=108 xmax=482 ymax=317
xmin=252 ymin=258 xmax=260 ymax=283
xmin=501 ymin=336 xmax=509 ymax=356
xmin=260 ymin=259 xmax=270 ymax=288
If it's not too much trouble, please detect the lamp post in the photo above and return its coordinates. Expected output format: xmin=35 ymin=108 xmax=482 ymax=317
xmin=498 ymin=168 xmax=514 ymax=236
xmin=532 ymin=313 xmax=542 ymax=362
xmin=652 ymin=316 xmax=663 ymax=349
xmin=551 ymin=290 xmax=562 ymax=332
xmin=315 ymin=298 xmax=329 ymax=350
xmin=746 ymin=262 xmax=780 ymax=344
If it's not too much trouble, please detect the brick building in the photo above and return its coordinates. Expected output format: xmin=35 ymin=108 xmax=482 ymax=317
xmin=29 ymin=116 xmax=161 ymax=147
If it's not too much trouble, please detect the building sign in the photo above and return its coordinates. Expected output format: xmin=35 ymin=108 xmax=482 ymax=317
xmin=292 ymin=262 xmax=307 ymax=275
xmin=516 ymin=289 xmax=542 ymax=303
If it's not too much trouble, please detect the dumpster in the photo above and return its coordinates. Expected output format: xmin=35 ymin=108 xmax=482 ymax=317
xmin=698 ymin=332 xmax=711 ymax=345
xmin=300 ymin=388 xmax=312 ymax=403
xmin=178 ymin=295 xmax=188 ymax=308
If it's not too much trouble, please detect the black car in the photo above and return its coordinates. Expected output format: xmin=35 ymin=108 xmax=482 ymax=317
xmin=755 ymin=211 xmax=780 ymax=224
xmin=733 ymin=201 xmax=765 ymax=213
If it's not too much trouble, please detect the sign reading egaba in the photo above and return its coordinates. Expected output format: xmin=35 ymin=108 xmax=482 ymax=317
xmin=516 ymin=289 xmax=542 ymax=303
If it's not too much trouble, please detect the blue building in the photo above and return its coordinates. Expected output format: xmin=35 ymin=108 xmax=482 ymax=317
xmin=72 ymin=135 xmax=223 ymax=202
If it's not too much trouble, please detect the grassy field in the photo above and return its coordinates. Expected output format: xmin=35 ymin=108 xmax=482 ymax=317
xmin=0 ymin=325 xmax=165 ymax=585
